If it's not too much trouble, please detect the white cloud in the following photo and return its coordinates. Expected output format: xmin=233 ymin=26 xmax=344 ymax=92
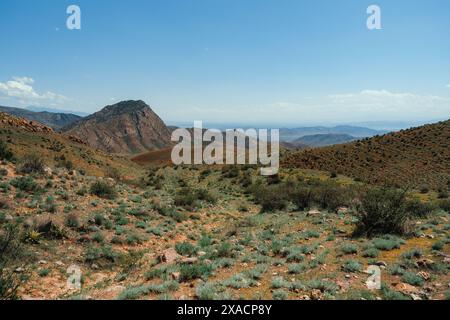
xmin=0 ymin=76 xmax=68 ymax=106
xmin=446 ymin=84 xmax=450 ymax=88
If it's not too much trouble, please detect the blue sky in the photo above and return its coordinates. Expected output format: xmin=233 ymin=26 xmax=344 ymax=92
xmin=0 ymin=0 xmax=449 ymax=126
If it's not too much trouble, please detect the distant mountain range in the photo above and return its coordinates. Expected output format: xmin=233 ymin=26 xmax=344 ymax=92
xmin=0 ymin=105 xmax=82 ymax=130
xmin=25 ymin=106 xmax=90 ymax=117
xmin=291 ymin=133 xmax=358 ymax=148
xmin=279 ymin=125 xmax=387 ymax=142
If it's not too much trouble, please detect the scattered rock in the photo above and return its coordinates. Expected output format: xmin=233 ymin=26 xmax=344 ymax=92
xmin=158 ymin=248 xmax=180 ymax=264
xmin=197 ymin=251 xmax=206 ymax=257
xmin=395 ymin=283 xmax=419 ymax=294
xmin=374 ymin=261 xmax=388 ymax=268
xmin=337 ymin=206 xmax=349 ymax=214
xmin=171 ymin=272 xmax=181 ymax=281
xmin=307 ymin=209 xmax=321 ymax=216
xmin=15 ymin=267 xmax=24 ymax=273
xmin=43 ymin=166 xmax=53 ymax=176
xmin=410 ymin=294 xmax=422 ymax=300
xmin=417 ymin=271 xmax=430 ymax=281
xmin=310 ymin=289 xmax=323 ymax=300
xmin=416 ymin=258 xmax=434 ymax=269
xmin=180 ymin=257 xmax=198 ymax=264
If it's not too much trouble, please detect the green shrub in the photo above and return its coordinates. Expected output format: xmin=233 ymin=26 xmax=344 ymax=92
xmin=217 ymin=242 xmax=233 ymax=258
xmin=196 ymin=282 xmax=230 ymax=300
xmin=342 ymin=260 xmax=362 ymax=272
xmin=65 ymin=213 xmax=80 ymax=229
xmin=272 ymin=289 xmax=288 ymax=300
xmin=432 ymin=241 xmax=444 ymax=251
xmin=175 ymin=242 xmax=197 ymax=256
xmin=84 ymin=245 xmax=119 ymax=266
xmin=438 ymin=199 xmax=450 ymax=212
xmin=371 ymin=235 xmax=404 ymax=251
xmin=118 ymin=281 xmax=179 ymax=300
xmin=0 ymin=223 xmax=26 ymax=300
xmin=340 ymin=243 xmax=358 ymax=254
xmin=0 ymin=140 xmax=13 ymax=161
xmin=10 ymin=176 xmax=40 ymax=192
xmin=288 ymin=263 xmax=307 ymax=274
xmin=90 ymin=181 xmax=117 ymax=199
xmin=291 ymin=186 xmax=312 ymax=210
xmin=17 ymin=154 xmax=45 ymax=174
xmin=310 ymin=181 xmax=349 ymax=212
xmin=42 ymin=196 xmax=57 ymax=213
xmin=380 ymin=284 xmax=410 ymax=300
xmin=92 ymin=232 xmax=105 ymax=243
xmin=401 ymin=271 xmax=424 ymax=286
xmin=401 ymin=248 xmax=422 ymax=260
xmin=354 ymin=187 xmax=410 ymax=236
xmin=253 ymin=184 xmax=288 ymax=212
xmin=419 ymin=185 xmax=429 ymax=194
xmin=362 ymin=247 xmax=379 ymax=258
xmin=405 ymin=199 xmax=434 ymax=217
xmin=179 ymin=263 xmax=213 ymax=282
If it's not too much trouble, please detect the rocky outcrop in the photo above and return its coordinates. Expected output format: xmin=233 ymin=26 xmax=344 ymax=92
xmin=0 ymin=112 xmax=54 ymax=133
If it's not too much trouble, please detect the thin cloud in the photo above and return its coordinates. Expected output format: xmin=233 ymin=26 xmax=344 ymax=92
xmin=0 ymin=76 xmax=68 ymax=106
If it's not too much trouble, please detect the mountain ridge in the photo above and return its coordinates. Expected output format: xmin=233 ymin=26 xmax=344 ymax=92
xmin=63 ymin=100 xmax=171 ymax=154
xmin=0 ymin=105 xmax=82 ymax=130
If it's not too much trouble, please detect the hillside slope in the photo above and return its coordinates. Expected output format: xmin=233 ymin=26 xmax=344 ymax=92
xmin=0 ymin=112 xmax=142 ymax=178
xmin=0 ymin=105 xmax=82 ymax=130
xmin=282 ymin=120 xmax=450 ymax=189
xmin=63 ymin=100 xmax=171 ymax=154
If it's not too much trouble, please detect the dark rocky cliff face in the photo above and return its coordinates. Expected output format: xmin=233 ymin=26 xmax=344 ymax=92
xmin=63 ymin=100 xmax=171 ymax=154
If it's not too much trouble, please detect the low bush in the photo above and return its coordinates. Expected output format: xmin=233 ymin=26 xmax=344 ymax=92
xmin=0 ymin=140 xmax=13 ymax=161
xmin=90 ymin=181 xmax=117 ymax=199
xmin=179 ymin=263 xmax=213 ymax=282
xmin=175 ymin=242 xmax=197 ymax=256
xmin=10 ymin=176 xmax=40 ymax=193
xmin=342 ymin=260 xmax=362 ymax=272
xmin=405 ymin=199 xmax=435 ymax=217
xmin=17 ymin=155 xmax=45 ymax=174
xmin=0 ymin=223 xmax=26 ymax=299
xmin=354 ymin=187 xmax=410 ymax=236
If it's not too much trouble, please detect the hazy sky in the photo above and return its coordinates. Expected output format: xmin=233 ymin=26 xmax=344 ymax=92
xmin=0 ymin=0 xmax=449 ymax=125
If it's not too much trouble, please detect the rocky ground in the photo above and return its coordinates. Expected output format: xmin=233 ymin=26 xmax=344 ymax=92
xmin=0 ymin=162 xmax=449 ymax=300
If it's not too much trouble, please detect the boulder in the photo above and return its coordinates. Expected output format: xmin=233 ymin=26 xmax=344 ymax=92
xmin=158 ymin=248 xmax=180 ymax=264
